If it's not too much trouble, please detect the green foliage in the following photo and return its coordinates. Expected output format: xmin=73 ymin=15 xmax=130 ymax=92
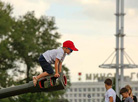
xmin=10 ymin=11 xmax=61 ymax=83
xmin=0 ymin=0 xmax=70 ymax=101
xmin=0 ymin=1 xmax=13 ymax=37
xmin=0 ymin=0 xmax=15 ymax=88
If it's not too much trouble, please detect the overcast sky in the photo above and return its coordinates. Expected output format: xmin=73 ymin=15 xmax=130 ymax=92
xmin=2 ymin=0 xmax=138 ymax=82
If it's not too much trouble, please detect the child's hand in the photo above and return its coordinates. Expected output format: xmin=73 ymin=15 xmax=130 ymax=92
xmin=54 ymin=73 xmax=60 ymax=77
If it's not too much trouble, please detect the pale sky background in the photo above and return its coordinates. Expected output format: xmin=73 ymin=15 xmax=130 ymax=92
xmin=2 ymin=0 xmax=138 ymax=82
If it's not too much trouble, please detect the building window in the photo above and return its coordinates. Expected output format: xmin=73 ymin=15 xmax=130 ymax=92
xmin=97 ymin=88 xmax=100 ymax=91
xmin=88 ymin=88 xmax=91 ymax=91
xmin=83 ymin=94 xmax=86 ymax=97
xmin=97 ymin=93 xmax=100 ymax=97
xmin=83 ymin=99 xmax=86 ymax=102
xmin=79 ymin=94 xmax=81 ymax=97
xmin=87 ymin=94 xmax=91 ymax=98
xmin=83 ymin=88 xmax=86 ymax=92
xmin=102 ymin=93 xmax=105 ymax=97
xmin=70 ymin=94 xmax=72 ymax=97
xmin=70 ymin=88 xmax=72 ymax=92
xmin=97 ymin=99 xmax=100 ymax=102
xmin=75 ymin=99 xmax=77 ymax=102
xmin=88 ymin=99 xmax=91 ymax=102
xmin=67 ymin=89 xmax=70 ymax=92
xmin=102 ymin=88 xmax=105 ymax=91
xmin=92 ymin=99 xmax=95 ymax=102
xmin=92 ymin=88 xmax=95 ymax=91
xmin=74 ymin=88 xmax=77 ymax=92
xmin=74 ymin=94 xmax=77 ymax=97
xmin=79 ymin=88 xmax=82 ymax=92
xmin=79 ymin=99 xmax=81 ymax=102
xmin=92 ymin=93 xmax=95 ymax=97
xmin=70 ymin=99 xmax=72 ymax=102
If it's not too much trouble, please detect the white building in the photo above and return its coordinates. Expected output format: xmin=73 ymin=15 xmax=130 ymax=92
xmin=64 ymin=79 xmax=138 ymax=102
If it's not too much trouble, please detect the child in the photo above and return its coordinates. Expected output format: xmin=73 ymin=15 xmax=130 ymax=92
xmin=33 ymin=40 xmax=78 ymax=86
xmin=120 ymin=87 xmax=133 ymax=102
xmin=104 ymin=78 xmax=116 ymax=102
xmin=125 ymin=85 xmax=137 ymax=102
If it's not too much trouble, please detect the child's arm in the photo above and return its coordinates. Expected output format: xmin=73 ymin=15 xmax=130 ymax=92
xmin=109 ymin=96 xmax=113 ymax=102
xmin=54 ymin=58 xmax=60 ymax=77
xmin=59 ymin=61 xmax=62 ymax=73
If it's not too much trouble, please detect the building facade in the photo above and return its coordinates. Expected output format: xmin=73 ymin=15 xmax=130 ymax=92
xmin=64 ymin=80 xmax=138 ymax=102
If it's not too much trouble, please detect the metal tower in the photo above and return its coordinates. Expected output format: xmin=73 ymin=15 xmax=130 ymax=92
xmin=99 ymin=0 xmax=138 ymax=95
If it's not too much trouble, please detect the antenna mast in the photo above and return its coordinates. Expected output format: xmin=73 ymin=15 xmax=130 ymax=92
xmin=99 ymin=0 xmax=138 ymax=95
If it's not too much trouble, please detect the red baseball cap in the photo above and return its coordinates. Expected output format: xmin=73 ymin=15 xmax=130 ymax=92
xmin=63 ymin=40 xmax=78 ymax=51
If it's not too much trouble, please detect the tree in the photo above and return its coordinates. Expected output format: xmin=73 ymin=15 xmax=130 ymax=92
xmin=0 ymin=1 xmax=16 ymax=102
xmin=10 ymin=11 xmax=61 ymax=83
xmin=0 ymin=1 xmax=71 ymax=101
xmin=9 ymin=11 xmax=70 ymax=102
xmin=0 ymin=0 xmax=15 ymax=88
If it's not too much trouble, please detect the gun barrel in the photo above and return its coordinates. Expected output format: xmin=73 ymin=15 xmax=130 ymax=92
xmin=0 ymin=81 xmax=35 ymax=99
xmin=0 ymin=72 xmax=67 ymax=99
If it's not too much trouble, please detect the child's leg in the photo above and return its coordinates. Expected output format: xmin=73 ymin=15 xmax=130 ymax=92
xmin=33 ymin=55 xmax=54 ymax=86
xmin=36 ymin=72 xmax=50 ymax=79
xmin=33 ymin=72 xmax=50 ymax=86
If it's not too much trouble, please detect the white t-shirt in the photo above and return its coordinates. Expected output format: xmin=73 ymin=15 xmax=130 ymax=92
xmin=105 ymin=88 xmax=116 ymax=102
xmin=42 ymin=47 xmax=66 ymax=64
